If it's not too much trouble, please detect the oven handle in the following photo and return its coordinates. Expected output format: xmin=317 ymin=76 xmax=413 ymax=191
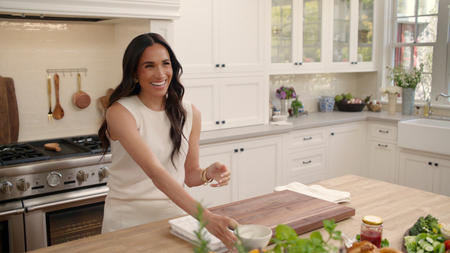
xmin=0 ymin=208 xmax=25 ymax=217
xmin=26 ymin=192 xmax=107 ymax=212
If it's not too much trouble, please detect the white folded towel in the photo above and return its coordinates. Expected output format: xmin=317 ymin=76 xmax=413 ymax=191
xmin=270 ymin=121 xmax=292 ymax=126
xmin=274 ymin=182 xmax=351 ymax=203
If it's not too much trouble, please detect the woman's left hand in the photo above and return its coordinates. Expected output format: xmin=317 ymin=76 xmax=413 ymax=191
xmin=207 ymin=162 xmax=230 ymax=187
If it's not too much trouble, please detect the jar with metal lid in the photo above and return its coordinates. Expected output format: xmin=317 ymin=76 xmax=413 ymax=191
xmin=360 ymin=215 xmax=383 ymax=248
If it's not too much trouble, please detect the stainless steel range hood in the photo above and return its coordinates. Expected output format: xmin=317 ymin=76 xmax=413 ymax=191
xmin=0 ymin=0 xmax=181 ymax=20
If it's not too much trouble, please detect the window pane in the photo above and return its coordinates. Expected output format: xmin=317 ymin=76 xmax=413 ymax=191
xmin=397 ymin=17 xmax=416 ymax=43
xmin=394 ymin=46 xmax=412 ymax=69
xmin=333 ymin=0 xmax=350 ymax=62
xmin=397 ymin=0 xmax=415 ymax=17
xmin=303 ymin=0 xmax=322 ymax=62
xmin=415 ymin=46 xmax=433 ymax=72
xmin=358 ymin=0 xmax=373 ymax=62
xmin=415 ymin=73 xmax=432 ymax=100
xmin=272 ymin=0 xmax=293 ymax=63
xmin=418 ymin=0 xmax=439 ymax=15
xmin=416 ymin=16 xmax=438 ymax=43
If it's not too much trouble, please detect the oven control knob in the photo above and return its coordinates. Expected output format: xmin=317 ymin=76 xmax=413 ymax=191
xmin=47 ymin=171 xmax=62 ymax=187
xmin=16 ymin=179 xmax=31 ymax=191
xmin=77 ymin=170 xmax=89 ymax=182
xmin=0 ymin=181 xmax=13 ymax=195
xmin=98 ymin=167 xmax=109 ymax=179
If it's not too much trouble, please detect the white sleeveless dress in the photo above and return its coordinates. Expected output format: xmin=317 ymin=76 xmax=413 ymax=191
xmin=101 ymin=96 xmax=193 ymax=233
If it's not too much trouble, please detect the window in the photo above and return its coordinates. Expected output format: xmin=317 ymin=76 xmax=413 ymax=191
xmin=388 ymin=0 xmax=449 ymax=104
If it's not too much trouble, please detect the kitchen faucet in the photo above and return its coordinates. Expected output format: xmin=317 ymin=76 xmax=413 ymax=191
xmin=435 ymin=93 xmax=450 ymax=101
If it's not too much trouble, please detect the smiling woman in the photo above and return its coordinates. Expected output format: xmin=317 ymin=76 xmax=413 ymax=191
xmin=97 ymin=33 xmax=239 ymax=251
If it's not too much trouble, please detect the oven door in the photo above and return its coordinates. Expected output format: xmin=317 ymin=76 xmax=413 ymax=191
xmin=0 ymin=200 xmax=25 ymax=253
xmin=23 ymin=186 xmax=108 ymax=251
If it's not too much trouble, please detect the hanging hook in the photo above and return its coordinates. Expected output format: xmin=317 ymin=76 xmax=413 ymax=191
xmin=62 ymin=69 xmax=65 ymax=77
xmin=70 ymin=70 xmax=72 ymax=76
xmin=85 ymin=70 xmax=87 ymax=76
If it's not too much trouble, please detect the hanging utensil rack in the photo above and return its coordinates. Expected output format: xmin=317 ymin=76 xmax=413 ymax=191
xmin=46 ymin=68 xmax=88 ymax=76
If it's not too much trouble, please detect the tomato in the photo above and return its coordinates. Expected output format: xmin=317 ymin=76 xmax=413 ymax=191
xmin=444 ymin=240 xmax=450 ymax=250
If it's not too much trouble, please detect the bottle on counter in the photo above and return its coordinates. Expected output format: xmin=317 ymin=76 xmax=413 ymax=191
xmin=360 ymin=215 xmax=383 ymax=248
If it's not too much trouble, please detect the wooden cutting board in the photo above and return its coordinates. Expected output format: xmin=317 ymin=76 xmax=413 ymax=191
xmin=209 ymin=190 xmax=355 ymax=236
xmin=0 ymin=76 xmax=19 ymax=145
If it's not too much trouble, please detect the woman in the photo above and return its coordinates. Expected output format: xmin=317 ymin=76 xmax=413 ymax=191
xmin=98 ymin=33 xmax=238 ymax=250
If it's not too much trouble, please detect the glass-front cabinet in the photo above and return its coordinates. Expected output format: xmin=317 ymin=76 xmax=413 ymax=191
xmin=329 ymin=0 xmax=375 ymax=71
xmin=270 ymin=0 xmax=327 ymax=73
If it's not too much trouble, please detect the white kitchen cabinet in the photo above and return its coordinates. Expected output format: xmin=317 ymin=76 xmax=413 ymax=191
xmin=269 ymin=0 xmax=328 ymax=73
xmin=367 ymin=122 xmax=398 ymax=183
xmin=0 ymin=0 xmax=180 ymax=19
xmin=187 ymin=135 xmax=283 ymax=205
xmin=398 ymin=151 xmax=450 ymax=197
xmin=328 ymin=122 xmax=365 ymax=179
xmin=174 ymin=0 xmax=264 ymax=75
xmin=284 ymin=145 xmax=328 ymax=185
xmin=182 ymin=76 xmax=264 ymax=131
xmin=327 ymin=0 xmax=377 ymax=72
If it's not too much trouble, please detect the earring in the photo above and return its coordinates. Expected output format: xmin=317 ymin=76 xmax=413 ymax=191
xmin=134 ymin=78 xmax=139 ymax=83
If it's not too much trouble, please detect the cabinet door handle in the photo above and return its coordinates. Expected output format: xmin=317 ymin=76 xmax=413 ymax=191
xmin=240 ymin=148 xmax=244 ymax=152
xmin=222 ymin=120 xmax=226 ymax=124
xmin=303 ymin=137 xmax=312 ymax=140
xmin=379 ymin=130 xmax=389 ymax=133
xmin=355 ymin=62 xmax=358 ymax=64
xmin=378 ymin=144 xmax=388 ymax=148
xmin=221 ymin=64 xmax=226 ymax=67
xmin=331 ymin=133 xmax=334 ymax=136
xmin=299 ymin=62 xmax=302 ymax=65
xmin=428 ymin=162 xmax=432 ymax=165
xmin=303 ymin=160 xmax=312 ymax=164
xmin=295 ymin=62 xmax=298 ymax=65
xmin=216 ymin=121 xmax=220 ymax=125
xmin=215 ymin=64 xmax=220 ymax=67
xmin=435 ymin=163 xmax=439 ymax=166
xmin=234 ymin=149 xmax=238 ymax=153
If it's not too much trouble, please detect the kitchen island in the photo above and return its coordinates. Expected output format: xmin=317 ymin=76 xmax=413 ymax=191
xmin=30 ymin=175 xmax=450 ymax=253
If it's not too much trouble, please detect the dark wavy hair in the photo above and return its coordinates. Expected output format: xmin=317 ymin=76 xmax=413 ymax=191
xmin=98 ymin=33 xmax=186 ymax=167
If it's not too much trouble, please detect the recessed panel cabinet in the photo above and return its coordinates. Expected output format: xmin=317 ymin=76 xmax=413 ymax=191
xmin=174 ymin=0 xmax=264 ymax=74
xmin=187 ymin=136 xmax=283 ymax=207
xmin=183 ymin=76 xmax=264 ymax=131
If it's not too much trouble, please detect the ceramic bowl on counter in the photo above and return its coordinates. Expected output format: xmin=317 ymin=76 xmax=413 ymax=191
xmin=235 ymin=225 xmax=272 ymax=250
xmin=272 ymin=114 xmax=288 ymax=122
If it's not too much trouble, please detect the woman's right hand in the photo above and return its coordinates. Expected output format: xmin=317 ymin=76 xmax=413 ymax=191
xmin=204 ymin=212 xmax=239 ymax=251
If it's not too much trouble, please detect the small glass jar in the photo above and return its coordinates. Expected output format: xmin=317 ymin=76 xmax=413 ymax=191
xmin=360 ymin=215 xmax=383 ymax=248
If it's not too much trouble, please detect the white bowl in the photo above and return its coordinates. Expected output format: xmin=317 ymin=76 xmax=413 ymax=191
xmin=235 ymin=225 xmax=272 ymax=250
xmin=441 ymin=224 xmax=450 ymax=240
xmin=272 ymin=115 xmax=288 ymax=122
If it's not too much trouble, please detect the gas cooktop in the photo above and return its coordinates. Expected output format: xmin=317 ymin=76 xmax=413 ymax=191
xmin=0 ymin=135 xmax=110 ymax=166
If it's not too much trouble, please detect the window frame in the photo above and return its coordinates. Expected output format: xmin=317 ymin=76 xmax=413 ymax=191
xmin=385 ymin=0 xmax=450 ymax=106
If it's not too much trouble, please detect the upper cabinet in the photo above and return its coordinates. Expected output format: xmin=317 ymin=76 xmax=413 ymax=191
xmin=269 ymin=0 xmax=327 ymax=73
xmin=174 ymin=0 xmax=265 ymax=75
xmin=327 ymin=0 xmax=376 ymax=71
xmin=0 ymin=0 xmax=181 ymax=19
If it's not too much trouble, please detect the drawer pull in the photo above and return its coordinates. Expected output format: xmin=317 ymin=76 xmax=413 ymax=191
xmin=428 ymin=162 xmax=432 ymax=165
xmin=379 ymin=130 xmax=389 ymax=133
xmin=234 ymin=149 xmax=238 ymax=153
xmin=378 ymin=144 xmax=388 ymax=148
xmin=303 ymin=160 xmax=312 ymax=164
xmin=303 ymin=137 xmax=312 ymax=140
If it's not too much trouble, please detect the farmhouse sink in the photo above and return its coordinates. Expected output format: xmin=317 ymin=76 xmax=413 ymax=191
xmin=398 ymin=118 xmax=450 ymax=156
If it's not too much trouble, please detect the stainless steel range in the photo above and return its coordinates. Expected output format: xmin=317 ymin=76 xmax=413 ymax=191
xmin=0 ymin=135 xmax=111 ymax=252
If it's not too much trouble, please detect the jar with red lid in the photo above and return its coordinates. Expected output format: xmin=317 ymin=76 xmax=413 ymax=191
xmin=360 ymin=215 xmax=383 ymax=248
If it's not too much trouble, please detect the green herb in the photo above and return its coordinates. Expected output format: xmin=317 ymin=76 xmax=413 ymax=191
xmin=381 ymin=238 xmax=390 ymax=248
xmin=409 ymin=215 xmax=441 ymax=236
xmin=291 ymin=97 xmax=302 ymax=108
xmin=355 ymin=234 xmax=360 ymax=242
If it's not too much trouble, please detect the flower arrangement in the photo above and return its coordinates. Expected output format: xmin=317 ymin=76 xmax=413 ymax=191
xmin=275 ymin=86 xmax=296 ymax=100
xmin=386 ymin=63 xmax=424 ymax=89
xmin=379 ymin=86 xmax=402 ymax=98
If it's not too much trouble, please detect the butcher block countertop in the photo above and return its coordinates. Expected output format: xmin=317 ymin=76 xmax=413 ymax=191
xmin=30 ymin=175 xmax=450 ymax=253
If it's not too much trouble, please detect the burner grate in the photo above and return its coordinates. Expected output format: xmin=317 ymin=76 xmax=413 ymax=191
xmin=0 ymin=143 xmax=49 ymax=166
xmin=66 ymin=135 xmax=110 ymax=154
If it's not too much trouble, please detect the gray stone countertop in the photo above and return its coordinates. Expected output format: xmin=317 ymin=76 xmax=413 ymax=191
xmin=199 ymin=111 xmax=417 ymax=145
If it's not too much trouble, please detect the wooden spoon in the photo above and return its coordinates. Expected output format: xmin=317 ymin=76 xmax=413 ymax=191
xmin=53 ymin=74 xmax=64 ymax=120
xmin=44 ymin=143 xmax=61 ymax=152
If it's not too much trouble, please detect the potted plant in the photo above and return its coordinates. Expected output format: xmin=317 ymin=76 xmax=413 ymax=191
xmin=291 ymin=97 xmax=303 ymax=117
xmin=386 ymin=63 xmax=424 ymax=115
xmin=275 ymin=86 xmax=297 ymax=116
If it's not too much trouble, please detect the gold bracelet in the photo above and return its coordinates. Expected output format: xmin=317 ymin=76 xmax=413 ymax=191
xmin=201 ymin=167 xmax=213 ymax=186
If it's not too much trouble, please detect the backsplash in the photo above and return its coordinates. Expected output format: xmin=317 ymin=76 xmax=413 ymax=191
xmin=0 ymin=19 xmax=150 ymax=142
xmin=270 ymin=72 xmax=378 ymax=112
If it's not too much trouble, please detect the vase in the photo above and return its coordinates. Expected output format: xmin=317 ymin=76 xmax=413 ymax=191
xmin=388 ymin=93 xmax=397 ymax=115
xmin=280 ymin=99 xmax=289 ymax=116
xmin=402 ymin=88 xmax=415 ymax=115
